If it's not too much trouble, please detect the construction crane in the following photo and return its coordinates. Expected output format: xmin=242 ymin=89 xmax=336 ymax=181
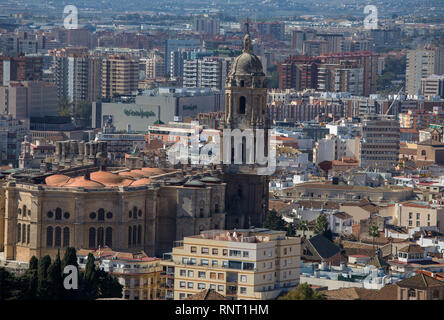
xmin=384 ymin=86 xmax=404 ymax=116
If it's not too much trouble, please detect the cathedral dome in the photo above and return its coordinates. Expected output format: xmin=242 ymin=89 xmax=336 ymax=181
xmin=45 ymin=174 xmax=71 ymax=186
xmin=229 ymin=32 xmax=264 ymax=77
xmin=90 ymin=170 xmax=124 ymax=186
xmin=230 ymin=52 xmax=264 ymax=76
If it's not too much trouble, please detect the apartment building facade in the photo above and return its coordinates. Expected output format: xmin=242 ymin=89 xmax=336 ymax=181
xmin=170 ymin=229 xmax=301 ymax=300
xmin=102 ymin=55 xmax=139 ymax=98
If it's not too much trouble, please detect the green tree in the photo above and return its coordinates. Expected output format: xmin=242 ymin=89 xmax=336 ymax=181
xmin=369 ymin=225 xmax=380 ymax=248
xmin=96 ymin=269 xmax=123 ymax=299
xmin=57 ymin=97 xmax=73 ymax=117
xmin=82 ymin=253 xmax=99 ymax=299
xmin=314 ymin=214 xmax=329 ymax=235
xmin=297 ymin=220 xmax=309 ymax=237
xmin=286 ymin=223 xmax=296 ymax=237
xmin=73 ymin=101 xmax=92 ymax=127
xmin=62 ymin=247 xmax=79 ymax=270
xmin=22 ymin=256 xmax=39 ymax=299
xmin=263 ymin=209 xmax=286 ymax=231
xmin=47 ymin=251 xmax=63 ymax=299
xmin=37 ymin=255 xmax=52 ymax=299
xmin=279 ymin=283 xmax=326 ymax=300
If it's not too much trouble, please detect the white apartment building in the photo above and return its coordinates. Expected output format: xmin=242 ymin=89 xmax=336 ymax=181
xmin=314 ymin=134 xmax=360 ymax=164
xmin=183 ymin=57 xmax=232 ymax=90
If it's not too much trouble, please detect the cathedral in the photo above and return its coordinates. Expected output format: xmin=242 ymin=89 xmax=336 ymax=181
xmin=0 ymin=31 xmax=270 ymax=263
xmin=222 ymin=30 xmax=270 ymax=230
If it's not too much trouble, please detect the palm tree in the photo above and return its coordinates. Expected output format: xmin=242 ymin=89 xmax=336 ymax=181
xmin=369 ymin=225 xmax=380 ymax=248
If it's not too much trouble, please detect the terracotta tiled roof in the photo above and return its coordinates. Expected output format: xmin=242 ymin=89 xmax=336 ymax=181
xmin=324 ymin=284 xmax=397 ymax=300
xmin=398 ymin=244 xmax=425 ymax=254
xmin=396 ymin=273 xmax=444 ymax=289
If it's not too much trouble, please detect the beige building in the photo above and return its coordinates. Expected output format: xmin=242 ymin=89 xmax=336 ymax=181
xmin=77 ymin=247 xmax=163 ymax=300
xmin=406 ymin=49 xmax=441 ymax=96
xmin=421 ymin=75 xmax=444 ymax=98
xmin=1 ymin=168 xmax=226 ymax=262
xmin=0 ymin=81 xmax=58 ymax=119
xmin=169 ymin=229 xmax=300 ymax=300
xmin=381 ymin=201 xmax=444 ymax=232
xmin=102 ymin=55 xmax=139 ymax=98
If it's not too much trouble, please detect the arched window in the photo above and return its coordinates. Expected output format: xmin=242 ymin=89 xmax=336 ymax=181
xmin=55 ymin=208 xmax=62 ymax=220
xmin=63 ymin=227 xmax=70 ymax=247
xmin=408 ymin=288 xmax=416 ymax=298
xmin=89 ymin=228 xmax=96 ymax=249
xmin=18 ymin=208 xmax=21 ymax=215
xmin=199 ymin=200 xmax=205 ymax=218
xmin=46 ymin=226 xmax=53 ymax=247
xmin=239 ymin=96 xmax=246 ymax=114
xmin=55 ymin=227 xmax=61 ymax=247
xmin=138 ymin=210 xmax=142 ymax=218
xmin=240 ymin=80 xmax=245 ymax=87
xmin=421 ymin=150 xmax=426 ymax=156
xmin=22 ymin=224 xmax=26 ymax=243
xmin=137 ymin=225 xmax=142 ymax=245
xmin=98 ymin=208 xmax=105 ymax=221
xmin=133 ymin=207 xmax=138 ymax=219
xmin=128 ymin=226 xmax=132 ymax=246
xmin=132 ymin=225 xmax=137 ymax=245
xmin=97 ymin=227 xmax=104 ymax=247
xmin=27 ymin=225 xmax=30 ymax=244
xmin=17 ymin=223 xmax=21 ymax=243
xmin=129 ymin=211 xmax=132 ymax=219
xmin=23 ymin=205 xmax=26 ymax=217
xmin=47 ymin=211 xmax=53 ymax=218
xmin=105 ymin=227 xmax=112 ymax=247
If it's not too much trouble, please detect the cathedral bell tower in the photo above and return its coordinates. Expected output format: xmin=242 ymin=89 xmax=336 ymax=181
xmin=222 ymin=29 xmax=270 ymax=230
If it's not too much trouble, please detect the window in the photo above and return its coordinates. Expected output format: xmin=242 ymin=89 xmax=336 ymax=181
xmin=190 ymin=258 xmax=196 ymax=265
xmin=416 ymin=221 xmax=420 ymax=227
xmin=55 ymin=227 xmax=61 ymax=247
xmin=89 ymin=212 xmax=96 ymax=219
xmin=182 ymin=258 xmax=188 ymax=264
xmin=27 ymin=225 xmax=30 ymax=244
xmin=180 ymin=281 xmax=186 ymax=288
xmin=22 ymin=224 xmax=26 ymax=243
xmin=223 ymin=249 xmax=228 ymax=256
xmin=239 ymin=96 xmax=246 ymax=114
xmin=409 ymin=212 xmax=413 ymax=219
xmin=191 ymin=246 xmax=197 ymax=253
xmin=210 ymin=284 xmax=216 ymax=290
xmin=240 ymin=275 xmax=247 ymax=282
xmin=243 ymin=251 xmax=249 ymax=258
xmin=217 ymin=285 xmax=224 ymax=292
xmin=428 ymin=214 xmax=431 ymax=221
xmin=187 ymin=282 xmax=193 ymax=289
xmin=198 ymin=271 xmax=206 ymax=278
xmin=201 ymin=247 xmax=209 ymax=254
xmin=105 ymin=227 xmax=112 ymax=247
xmin=218 ymin=273 xmax=224 ymax=280
xmin=64 ymin=212 xmax=70 ymax=219
xmin=98 ymin=209 xmax=105 ymax=221
xmin=107 ymin=212 xmax=113 ymax=219
xmin=137 ymin=225 xmax=142 ymax=244
xmin=132 ymin=225 xmax=137 ymax=245
xmin=23 ymin=205 xmax=26 ymax=217
xmin=97 ymin=227 xmax=104 ymax=247
xmin=89 ymin=228 xmax=95 ymax=249
xmin=409 ymin=220 xmax=412 ymax=226
xmin=210 ymin=272 xmax=216 ymax=279
xmin=55 ymin=208 xmax=62 ymax=220
xmin=63 ymin=227 xmax=70 ymax=247
xmin=198 ymin=283 xmax=205 ymax=290
xmin=46 ymin=226 xmax=53 ymax=247
xmin=240 ymin=287 xmax=246 ymax=294
xmin=416 ymin=213 xmax=420 ymax=219
xmin=212 ymin=260 xmax=218 ymax=267
xmin=180 ymin=269 xmax=186 ymax=276
xmin=229 ymin=250 xmax=241 ymax=257
xmin=187 ymin=270 xmax=194 ymax=277
xmin=179 ymin=293 xmax=185 ymax=300
xmin=201 ymin=259 xmax=209 ymax=266
xmin=128 ymin=226 xmax=132 ymax=246
xmin=47 ymin=211 xmax=53 ymax=218
xmin=284 ymin=248 xmax=288 ymax=255
xmin=408 ymin=289 xmax=416 ymax=298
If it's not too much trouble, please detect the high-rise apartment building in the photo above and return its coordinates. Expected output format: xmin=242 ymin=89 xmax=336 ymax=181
xmin=54 ymin=54 xmax=102 ymax=103
xmin=0 ymin=113 xmax=29 ymax=166
xmin=0 ymin=55 xmax=43 ymax=86
xmin=183 ymin=57 xmax=231 ymax=90
xmin=291 ymin=29 xmax=316 ymax=53
xmin=303 ymin=40 xmax=328 ymax=57
xmin=0 ymin=81 xmax=58 ymax=119
xmin=164 ymin=39 xmax=201 ymax=77
xmin=193 ymin=16 xmax=220 ymax=36
xmin=320 ymin=51 xmax=378 ymax=97
xmin=406 ymin=49 xmax=439 ymax=96
xmin=102 ymin=55 xmax=139 ymax=99
xmin=421 ymin=75 xmax=444 ymax=98
xmin=318 ymin=62 xmax=364 ymax=96
xmin=170 ymin=229 xmax=301 ymax=300
xmin=360 ymin=115 xmax=400 ymax=170
xmin=278 ymin=55 xmax=319 ymax=90
xmin=143 ymin=53 xmax=166 ymax=80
